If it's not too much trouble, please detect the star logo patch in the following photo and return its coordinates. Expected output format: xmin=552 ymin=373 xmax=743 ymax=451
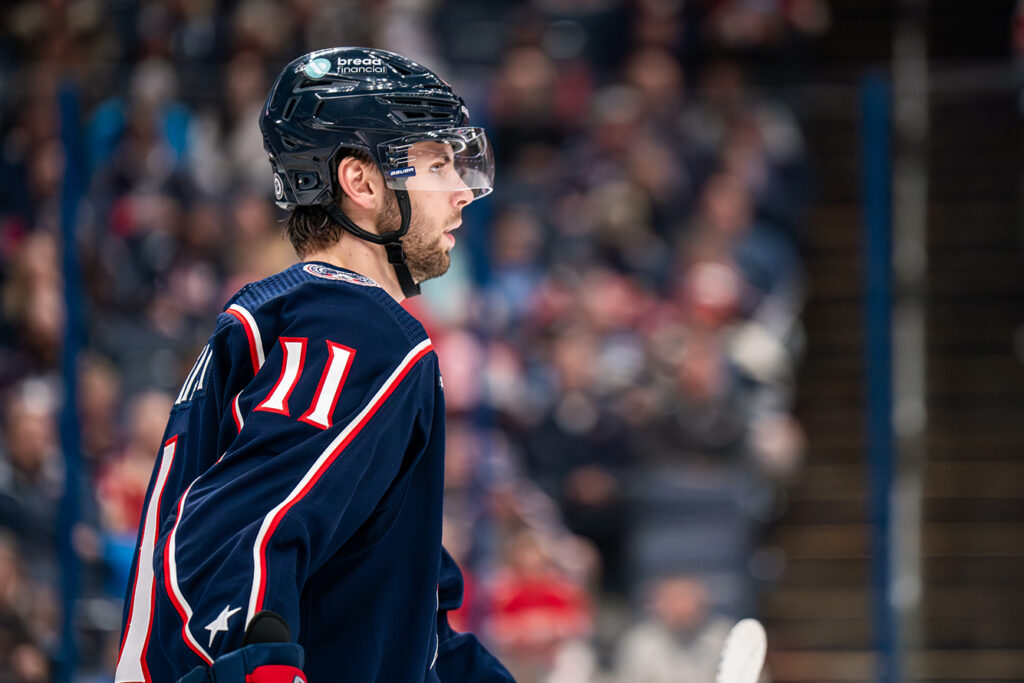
xmin=205 ymin=604 xmax=242 ymax=647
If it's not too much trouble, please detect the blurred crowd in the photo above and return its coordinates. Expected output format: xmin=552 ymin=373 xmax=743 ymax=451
xmin=0 ymin=0 xmax=827 ymax=680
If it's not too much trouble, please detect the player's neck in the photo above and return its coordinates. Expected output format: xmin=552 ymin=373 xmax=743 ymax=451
xmin=303 ymin=234 xmax=406 ymax=302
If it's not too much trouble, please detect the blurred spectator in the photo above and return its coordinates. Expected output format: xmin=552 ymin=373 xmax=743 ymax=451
xmin=623 ymin=46 xmax=687 ymax=129
xmin=88 ymin=57 xmax=191 ymax=180
xmin=611 ymin=575 xmax=734 ymax=683
xmin=0 ymin=232 xmax=64 ymax=381
xmin=0 ymin=381 xmax=63 ymax=583
xmin=486 ymin=529 xmax=593 ymax=683
xmin=519 ymin=319 xmax=633 ymax=594
xmin=222 ymin=191 xmax=297 ymax=291
xmin=188 ymin=50 xmax=271 ymax=197
xmin=682 ymin=60 xmax=810 ymax=238
xmin=77 ymin=354 xmax=123 ymax=465
xmin=95 ymin=390 xmax=173 ymax=597
xmin=703 ymin=0 xmax=830 ymax=66
xmin=0 ymin=530 xmax=51 ymax=683
xmin=485 ymin=204 xmax=547 ymax=331
xmin=489 ymin=45 xmax=569 ymax=165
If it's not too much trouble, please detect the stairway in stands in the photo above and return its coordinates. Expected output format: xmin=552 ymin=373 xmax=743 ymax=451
xmin=916 ymin=84 xmax=1024 ymax=681
xmin=758 ymin=85 xmax=873 ymax=681
xmin=760 ymin=68 xmax=1024 ymax=682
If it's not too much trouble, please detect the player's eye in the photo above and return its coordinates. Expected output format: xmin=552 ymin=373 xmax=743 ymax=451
xmin=428 ymin=155 xmax=454 ymax=174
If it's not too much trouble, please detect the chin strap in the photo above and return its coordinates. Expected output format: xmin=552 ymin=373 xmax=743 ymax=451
xmin=388 ymin=191 xmax=421 ymax=298
xmin=384 ymin=242 xmax=421 ymax=298
xmin=322 ymin=190 xmax=421 ymax=298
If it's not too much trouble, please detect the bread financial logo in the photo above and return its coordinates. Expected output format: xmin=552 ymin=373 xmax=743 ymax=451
xmin=303 ymin=57 xmax=332 ymax=79
xmin=336 ymin=56 xmax=385 ymax=75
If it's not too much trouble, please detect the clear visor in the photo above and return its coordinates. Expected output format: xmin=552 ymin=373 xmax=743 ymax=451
xmin=378 ymin=126 xmax=494 ymax=200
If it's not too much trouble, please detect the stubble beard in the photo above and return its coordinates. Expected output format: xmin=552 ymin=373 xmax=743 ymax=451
xmin=378 ymin=191 xmax=453 ymax=284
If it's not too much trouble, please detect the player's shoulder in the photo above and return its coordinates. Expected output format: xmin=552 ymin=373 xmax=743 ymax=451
xmin=223 ymin=261 xmax=383 ymax=313
xmin=221 ymin=261 xmax=430 ymax=358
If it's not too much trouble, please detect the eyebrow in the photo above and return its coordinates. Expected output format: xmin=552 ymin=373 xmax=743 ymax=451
xmin=421 ymin=149 xmax=452 ymax=164
xmin=416 ymin=142 xmax=454 ymax=162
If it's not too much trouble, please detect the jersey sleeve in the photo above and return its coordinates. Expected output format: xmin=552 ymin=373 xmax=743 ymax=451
xmin=435 ymin=548 xmax=516 ymax=683
xmin=156 ymin=290 xmax=441 ymax=665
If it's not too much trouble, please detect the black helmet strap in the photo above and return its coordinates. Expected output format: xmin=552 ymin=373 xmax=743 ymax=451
xmin=385 ymin=190 xmax=421 ymax=298
xmin=322 ymin=189 xmax=421 ymax=298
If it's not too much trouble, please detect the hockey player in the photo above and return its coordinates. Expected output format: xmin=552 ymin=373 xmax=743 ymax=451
xmin=115 ymin=47 xmax=513 ymax=683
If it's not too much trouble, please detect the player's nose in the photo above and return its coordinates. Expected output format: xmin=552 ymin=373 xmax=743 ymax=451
xmin=450 ymin=182 xmax=473 ymax=209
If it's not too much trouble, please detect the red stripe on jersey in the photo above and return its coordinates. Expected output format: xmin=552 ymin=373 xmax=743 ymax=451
xmin=162 ymin=482 xmax=215 ymax=665
xmin=248 ymin=341 xmax=433 ymax=620
xmin=232 ymin=392 xmax=244 ymax=432
xmin=227 ymin=307 xmax=261 ymax=376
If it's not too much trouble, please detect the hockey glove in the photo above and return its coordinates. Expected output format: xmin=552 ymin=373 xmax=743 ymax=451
xmin=177 ymin=611 xmax=306 ymax=683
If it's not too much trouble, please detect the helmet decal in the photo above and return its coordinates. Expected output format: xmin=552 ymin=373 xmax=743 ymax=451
xmin=335 ymin=56 xmax=386 ymax=75
xmin=303 ymin=58 xmax=332 ymax=79
xmin=387 ymin=167 xmax=416 ymax=179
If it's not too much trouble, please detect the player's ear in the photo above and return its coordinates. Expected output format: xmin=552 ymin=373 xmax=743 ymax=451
xmin=336 ymin=156 xmax=384 ymax=211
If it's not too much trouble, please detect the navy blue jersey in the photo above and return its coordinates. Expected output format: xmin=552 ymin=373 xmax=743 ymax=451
xmin=115 ymin=262 xmax=511 ymax=683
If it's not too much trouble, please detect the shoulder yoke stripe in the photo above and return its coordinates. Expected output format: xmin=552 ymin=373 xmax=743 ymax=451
xmin=226 ymin=304 xmax=265 ymax=375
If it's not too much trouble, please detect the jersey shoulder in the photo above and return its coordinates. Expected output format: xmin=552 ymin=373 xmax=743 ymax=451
xmin=222 ymin=262 xmax=429 ymax=362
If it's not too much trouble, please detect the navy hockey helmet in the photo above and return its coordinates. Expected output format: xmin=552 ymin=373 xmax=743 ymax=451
xmin=260 ymin=47 xmax=494 ymax=297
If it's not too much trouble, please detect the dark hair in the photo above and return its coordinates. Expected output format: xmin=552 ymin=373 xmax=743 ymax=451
xmin=285 ymin=149 xmax=374 ymax=258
